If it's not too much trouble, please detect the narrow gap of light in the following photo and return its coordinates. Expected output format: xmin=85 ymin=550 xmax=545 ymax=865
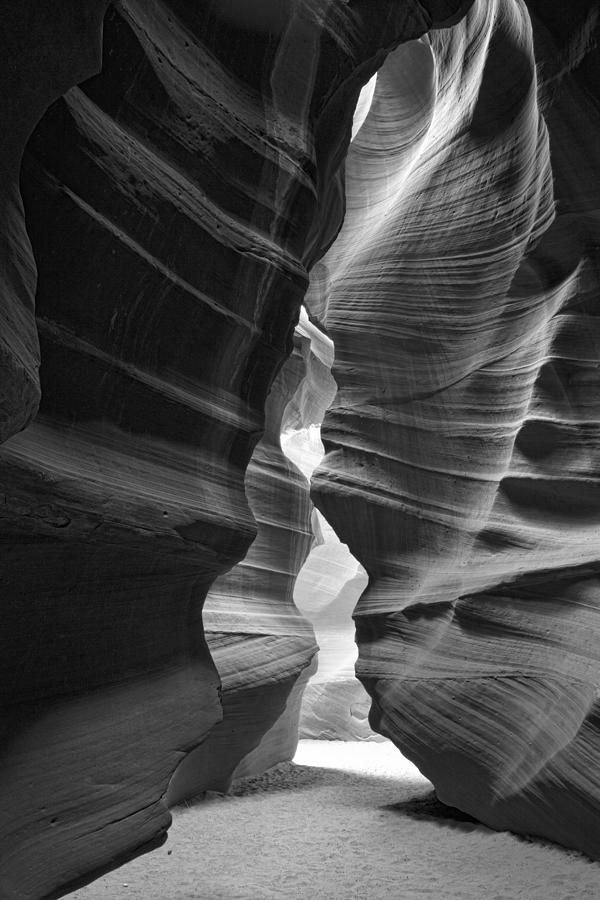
xmin=351 ymin=73 xmax=377 ymax=141
xmin=293 ymin=739 xmax=430 ymax=784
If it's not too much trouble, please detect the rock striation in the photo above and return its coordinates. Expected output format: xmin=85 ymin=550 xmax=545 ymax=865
xmin=0 ymin=2 xmax=471 ymax=897
xmin=284 ymin=423 xmax=377 ymax=741
xmin=312 ymin=0 xmax=600 ymax=859
xmin=167 ymin=312 xmax=330 ymax=804
xmin=0 ymin=1 xmax=110 ymax=444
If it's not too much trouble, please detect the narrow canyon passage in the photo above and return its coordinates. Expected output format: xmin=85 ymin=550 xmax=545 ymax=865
xmin=281 ymin=415 xmax=376 ymax=743
xmin=69 ymin=741 xmax=598 ymax=900
xmin=2 ymin=3 xmax=600 ymax=896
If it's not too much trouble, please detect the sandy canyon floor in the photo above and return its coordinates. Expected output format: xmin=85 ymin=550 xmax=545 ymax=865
xmin=70 ymin=741 xmax=600 ymax=899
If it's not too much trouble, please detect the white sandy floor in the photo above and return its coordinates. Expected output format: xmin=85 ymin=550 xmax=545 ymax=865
xmin=70 ymin=741 xmax=600 ymax=899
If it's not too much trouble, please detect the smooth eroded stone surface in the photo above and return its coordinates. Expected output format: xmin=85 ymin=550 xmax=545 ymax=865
xmin=0 ymin=1 xmax=109 ymax=443
xmin=168 ymin=316 xmax=328 ymax=803
xmin=1 ymin=2 xmax=471 ymax=896
xmin=284 ymin=424 xmax=378 ymax=740
xmin=312 ymin=0 xmax=600 ymax=857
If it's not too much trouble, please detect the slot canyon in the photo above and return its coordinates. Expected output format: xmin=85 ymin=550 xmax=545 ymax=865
xmin=1 ymin=1 xmax=599 ymax=897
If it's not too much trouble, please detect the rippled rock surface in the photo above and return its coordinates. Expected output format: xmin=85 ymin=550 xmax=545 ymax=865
xmin=168 ymin=314 xmax=330 ymax=804
xmin=0 ymin=2 xmax=471 ymax=897
xmin=284 ymin=424 xmax=377 ymax=741
xmin=312 ymin=0 xmax=600 ymax=859
xmin=0 ymin=2 xmax=110 ymax=443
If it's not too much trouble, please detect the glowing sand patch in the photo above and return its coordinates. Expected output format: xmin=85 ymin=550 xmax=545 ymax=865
xmin=293 ymin=738 xmax=428 ymax=782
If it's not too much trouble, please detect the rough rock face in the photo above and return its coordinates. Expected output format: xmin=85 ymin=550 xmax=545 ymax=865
xmin=0 ymin=2 xmax=472 ymax=897
xmin=312 ymin=0 xmax=600 ymax=859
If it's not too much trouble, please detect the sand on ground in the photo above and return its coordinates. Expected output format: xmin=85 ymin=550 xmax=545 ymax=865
xmin=69 ymin=740 xmax=600 ymax=900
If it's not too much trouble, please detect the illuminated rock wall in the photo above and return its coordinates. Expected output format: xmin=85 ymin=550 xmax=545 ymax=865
xmin=312 ymin=0 xmax=600 ymax=859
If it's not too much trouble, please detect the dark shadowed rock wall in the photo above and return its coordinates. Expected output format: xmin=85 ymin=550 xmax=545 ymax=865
xmin=0 ymin=2 xmax=471 ymax=897
xmin=0 ymin=1 xmax=110 ymax=443
xmin=312 ymin=0 xmax=600 ymax=860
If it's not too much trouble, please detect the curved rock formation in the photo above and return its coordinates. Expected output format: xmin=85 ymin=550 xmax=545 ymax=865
xmin=312 ymin=0 xmax=600 ymax=859
xmin=0 ymin=1 xmax=109 ymax=443
xmin=168 ymin=312 xmax=331 ymax=803
xmin=0 ymin=2 xmax=471 ymax=897
xmin=284 ymin=424 xmax=376 ymax=741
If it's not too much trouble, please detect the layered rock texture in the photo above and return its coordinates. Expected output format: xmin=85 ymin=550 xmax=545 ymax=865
xmin=312 ymin=0 xmax=600 ymax=860
xmin=0 ymin=1 xmax=111 ymax=442
xmin=4 ymin=0 xmax=600 ymax=894
xmin=284 ymin=424 xmax=377 ymax=741
xmin=167 ymin=312 xmax=331 ymax=804
xmin=0 ymin=2 xmax=474 ymax=897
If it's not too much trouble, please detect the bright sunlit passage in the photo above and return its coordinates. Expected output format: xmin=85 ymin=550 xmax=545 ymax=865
xmin=352 ymin=73 xmax=378 ymax=140
xmin=293 ymin=738 xmax=428 ymax=781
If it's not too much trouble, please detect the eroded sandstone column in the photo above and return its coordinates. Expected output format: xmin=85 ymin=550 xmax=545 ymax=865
xmin=312 ymin=0 xmax=600 ymax=858
xmin=0 ymin=2 xmax=470 ymax=896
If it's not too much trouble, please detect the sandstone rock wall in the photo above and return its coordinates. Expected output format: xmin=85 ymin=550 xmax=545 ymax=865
xmin=284 ymin=423 xmax=377 ymax=741
xmin=0 ymin=1 xmax=110 ymax=443
xmin=0 ymin=2 xmax=470 ymax=896
xmin=312 ymin=0 xmax=600 ymax=859
xmin=168 ymin=313 xmax=331 ymax=804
